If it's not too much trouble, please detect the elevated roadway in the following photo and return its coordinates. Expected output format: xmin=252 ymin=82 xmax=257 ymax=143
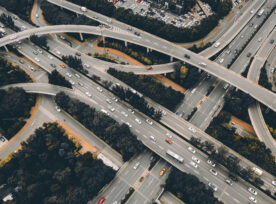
xmin=247 ymin=28 xmax=276 ymax=155
xmin=2 ymin=25 xmax=276 ymax=113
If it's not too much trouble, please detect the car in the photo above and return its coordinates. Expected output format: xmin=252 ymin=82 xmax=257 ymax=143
xmin=184 ymin=54 xmax=190 ymax=59
xmin=133 ymin=162 xmax=140 ymax=169
xmin=272 ymin=180 xmax=276 ymax=186
xmin=248 ymin=187 xmax=257 ymax=195
xmin=66 ymin=72 xmax=72 ymax=78
xmin=69 ymin=79 xmax=75 ymax=85
xmin=249 ymin=23 xmax=254 ymax=27
xmin=160 ymin=168 xmax=166 ymax=176
xmin=135 ymin=118 xmax=142 ymax=124
xmin=19 ymin=59 xmax=24 ymax=64
xmin=75 ymin=52 xmax=81 ymax=56
xmin=112 ymin=201 xmax=117 ymax=204
xmin=98 ymin=197 xmax=106 ymax=204
xmin=50 ymin=64 xmax=56 ymax=68
xmin=166 ymin=132 xmax=172 ymax=138
xmin=33 ymin=50 xmax=38 ymax=55
xmin=147 ymin=66 xmax=153 ymax=70
xmin=75 ymin=73 xmax=81 ymax=78
xmin=55 ymin=50 xmax=61 ymax=55
xmin=0 ymin=137 xmax=5 ymax=142
xmin=150 ymin=135 xmax=156 ymax=142
xmin=267 ymin=4 xmax=271 ymax=8
xmin=37 ymin=48 xmax=43 ymax=54
xmin=219 ymin=58 xmax=224 ymax=64
xmin=35 ymin=13 xmax=39 ymax=18
xmin=9 ymin=35 xmax=17 ymax=40
xmin=208 ymin=183 xmax=218 ymax=191
xmin=112 ymin=97 xmax=118 ymax=102
xmin=165 ymin=138 xmax=172 ymax=144
xmin=84 ymin=63 xmax=90 ymax=68
xmin=207 ymin=160 xmax=216 ymax=167
xmin=55 ymin=106 xmax=61 ymax=112
xmin=254 ymin=25 xmax=258 ymax=29
xmin=210 ymin=169 xmax=217 ymax=176
xmin=162 ymin=110 xmax=167 ymax=115
xmin=126 ymin=122 xmax=132 ymax=128
xmin=108 ymin=105 xmax=115 ymax=112
xmin=97 ymin=87 xmax=103 ymax=92
xmin=190 ymin=161 xmax=198 ymax=168
xmin=270 ymin=39 xmax=274 ymax=44
xmin=85 ymin=92 xmax=91 ymax=97
xmin=192 ymin=156 xmax=200 ymax=164
xmin=250 ymin=10 xmax=254 ymax=14
xmin=191 ymin=88 xmax=196 ymax=94
xmin=60 ymin=64 xmax=66 ymax=68
xmin=106 ymin=98 xmax=112 ymax=104
xmin=240 ymin=35 xmax=244 ymax=38
xmin=146 ymin=119 xmax=153 ymax=125
xmin=247 ymin=52 xmax=252 ymax=57
xmin=206 ymin=73 xmax=211 ymax=79
xmin=121 ymin=111 xmax=128 ymax=117
xmin=249 ymin=196 xmax=257 ymax=203
xmin=128 ymin=108 xmax=135 ymax=114
xmin=258 ymin=37 xmax=263 ymax=42
xmin=223 ymin=83 xmax=229 ymax=90
xmin=225 ymin=179 xmax=233 ymax=186
xmin=188 ymin=146 xmax=196 ymax=153
xmin=34 ymin=57 xmax=40 ymax=62
xmin=188 ymin=126 xmax=196 ymax=133
xmin=78 ymin=82 xmax=84 ymax=87
xmin=101 ymin=109 xmax=110 ymax=116
xmin=30 ymin=66 xmax=35 ymax=72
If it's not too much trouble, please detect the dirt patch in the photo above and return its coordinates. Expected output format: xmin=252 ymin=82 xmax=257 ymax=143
xmin=57 ymin=122 xmax=100 ymax=156
xmin=231 ymin=116 xmax=256 ymax=135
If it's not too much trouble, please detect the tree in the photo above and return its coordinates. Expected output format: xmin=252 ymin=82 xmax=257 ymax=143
xmin=30 ymin=35 xmax=49 ymax=50
xmin=48 ymin=70 xmax=72 ymax=89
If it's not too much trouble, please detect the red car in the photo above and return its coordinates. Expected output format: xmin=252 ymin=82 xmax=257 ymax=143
xmin=165 ymin=138 xmax=172 ymax=144
xmin=267 ymin=4 xmax=271 ymax=8
xmin=146 ymin=66 xmax=153 ymax=70
xmin=98 ymin=197 xmax=106 ymax=204
xmin=19 ymin=59 xmax=24 ymax=64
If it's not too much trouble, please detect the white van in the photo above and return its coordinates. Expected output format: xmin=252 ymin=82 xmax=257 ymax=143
xmin=199 ymin=62 xmax=207 ymax=67
xmin=219 ymin=58 xmax=224 ymax=64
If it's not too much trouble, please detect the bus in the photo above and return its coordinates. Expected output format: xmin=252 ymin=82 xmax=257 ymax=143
xmin=166 ymin=149 xmax=184 ymax=163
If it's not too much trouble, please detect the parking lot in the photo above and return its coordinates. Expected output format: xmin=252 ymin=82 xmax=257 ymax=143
xmin=111 ymin=0 xmax=245 ymax=29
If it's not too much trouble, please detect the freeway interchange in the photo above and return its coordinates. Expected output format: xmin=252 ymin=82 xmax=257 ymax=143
xmin=0 ymin=0 xmax=276 ymax=204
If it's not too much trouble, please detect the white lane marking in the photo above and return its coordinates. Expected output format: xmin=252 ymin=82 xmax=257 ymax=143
xmin=224 ymin=192 xmax=230 ymax=196
xmin=203 ymin=177 xmax=209 ymax=181
xmin=185 ymin=164 xmax=191 ymax=168
xmin=142 ymin=135 xmax=147 ymax=138
xmin=159 ymin=145 xmax=164 ymax=150
xmin=193 ymin=170 xmax=199 ymax=174
xmin=233 ymin=198 xmax=240 ymax=203
xmin=135 ymin=129 xmax=140 ymax=133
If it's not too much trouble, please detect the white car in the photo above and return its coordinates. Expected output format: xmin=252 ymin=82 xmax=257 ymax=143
xmin=101 ymin=109 xmax=110 ymax=116
xmin=106 ymin=98 xmax=112 ymax=104
xmin=48 ymin=55 xmax=53 ymax=60
xmin=208 ymin=183 xmax=218 ymax=191
xmin=128 ymin=108 xmax=135 ymax=114
xmin=133 ymin=162 xmax=140 ymax=169
xmin=192 ymin=156 xmax=200 ymax=164
xmin=188 ymin=147 xmax=196 ymax=154
xmin=126 ymin=122 xmax=132 ymax=128
xmin=190 ymin=161 xmax=198 ymax=168
xmin=210 ymin=169 xmax=217 ymax=176
xmin=112 ymin=97 xmax=118 ymax=102
xmin=249 ymin=196 xmax=257 ymax=203
xmin=66 ymin=72 xmax=72 ymax=78
xmin=69 ymin=79 xmax=75 ymax=85
xmin=146 ymin=119 xmax=153 ymax=125
xmin=272 ymin=180 xmax=276 ymax=186
xmin=248 ymin=187 xmax=257 ymax=195
xmin=85 ymin=92 xmax=91 ymax=97
xmin=108 ymin=105 xmax=115 ymax=112
xmin=37 ymin=49 xmax=42 ymax=54
xmin=55 ymin=50 xmax=61 ymax=55
xmin=34 ymin=57 xmax=40 ymax=62
xmin=121 ymin=111 xmax=128 ymax=117
xmin=75 ymin=73 xmax=81 ymax=78
xmin=55 ymin=106 xmax=61 ymax=112
xmin=188 ymin=126 xmax=196 ymax=133
xmin=166 ymin=132 xmax=172 ymax=138
xmin=97 ymin=87 xmax=103 ymax=92
xmin=35 ymin=13 xmax=39 ymax=18
xmin=207 ymin=160 xmax=216 ymax=167
xmin=84 ymin=63 xmax=90 ymax=68
xmin=135 ymin=118 xmax=142 ymax=124
xmin=78 ymin=82 xmax=84 ymax=87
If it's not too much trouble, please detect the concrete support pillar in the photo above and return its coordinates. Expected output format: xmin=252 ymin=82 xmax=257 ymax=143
xmin=102 ymin=36 xmax=105 ymax=44
xmin=79 ymin=33 xmax=83 ymax=41
xmin=170 ymin=56 xmax=173 ymax=62
xmin=3 ymin=45 xmax=8 ymax=52
xmin=147 ymin=47 xmax=149 ymax=53
xmin=124 ymin=41 xmax=127 ymax=47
